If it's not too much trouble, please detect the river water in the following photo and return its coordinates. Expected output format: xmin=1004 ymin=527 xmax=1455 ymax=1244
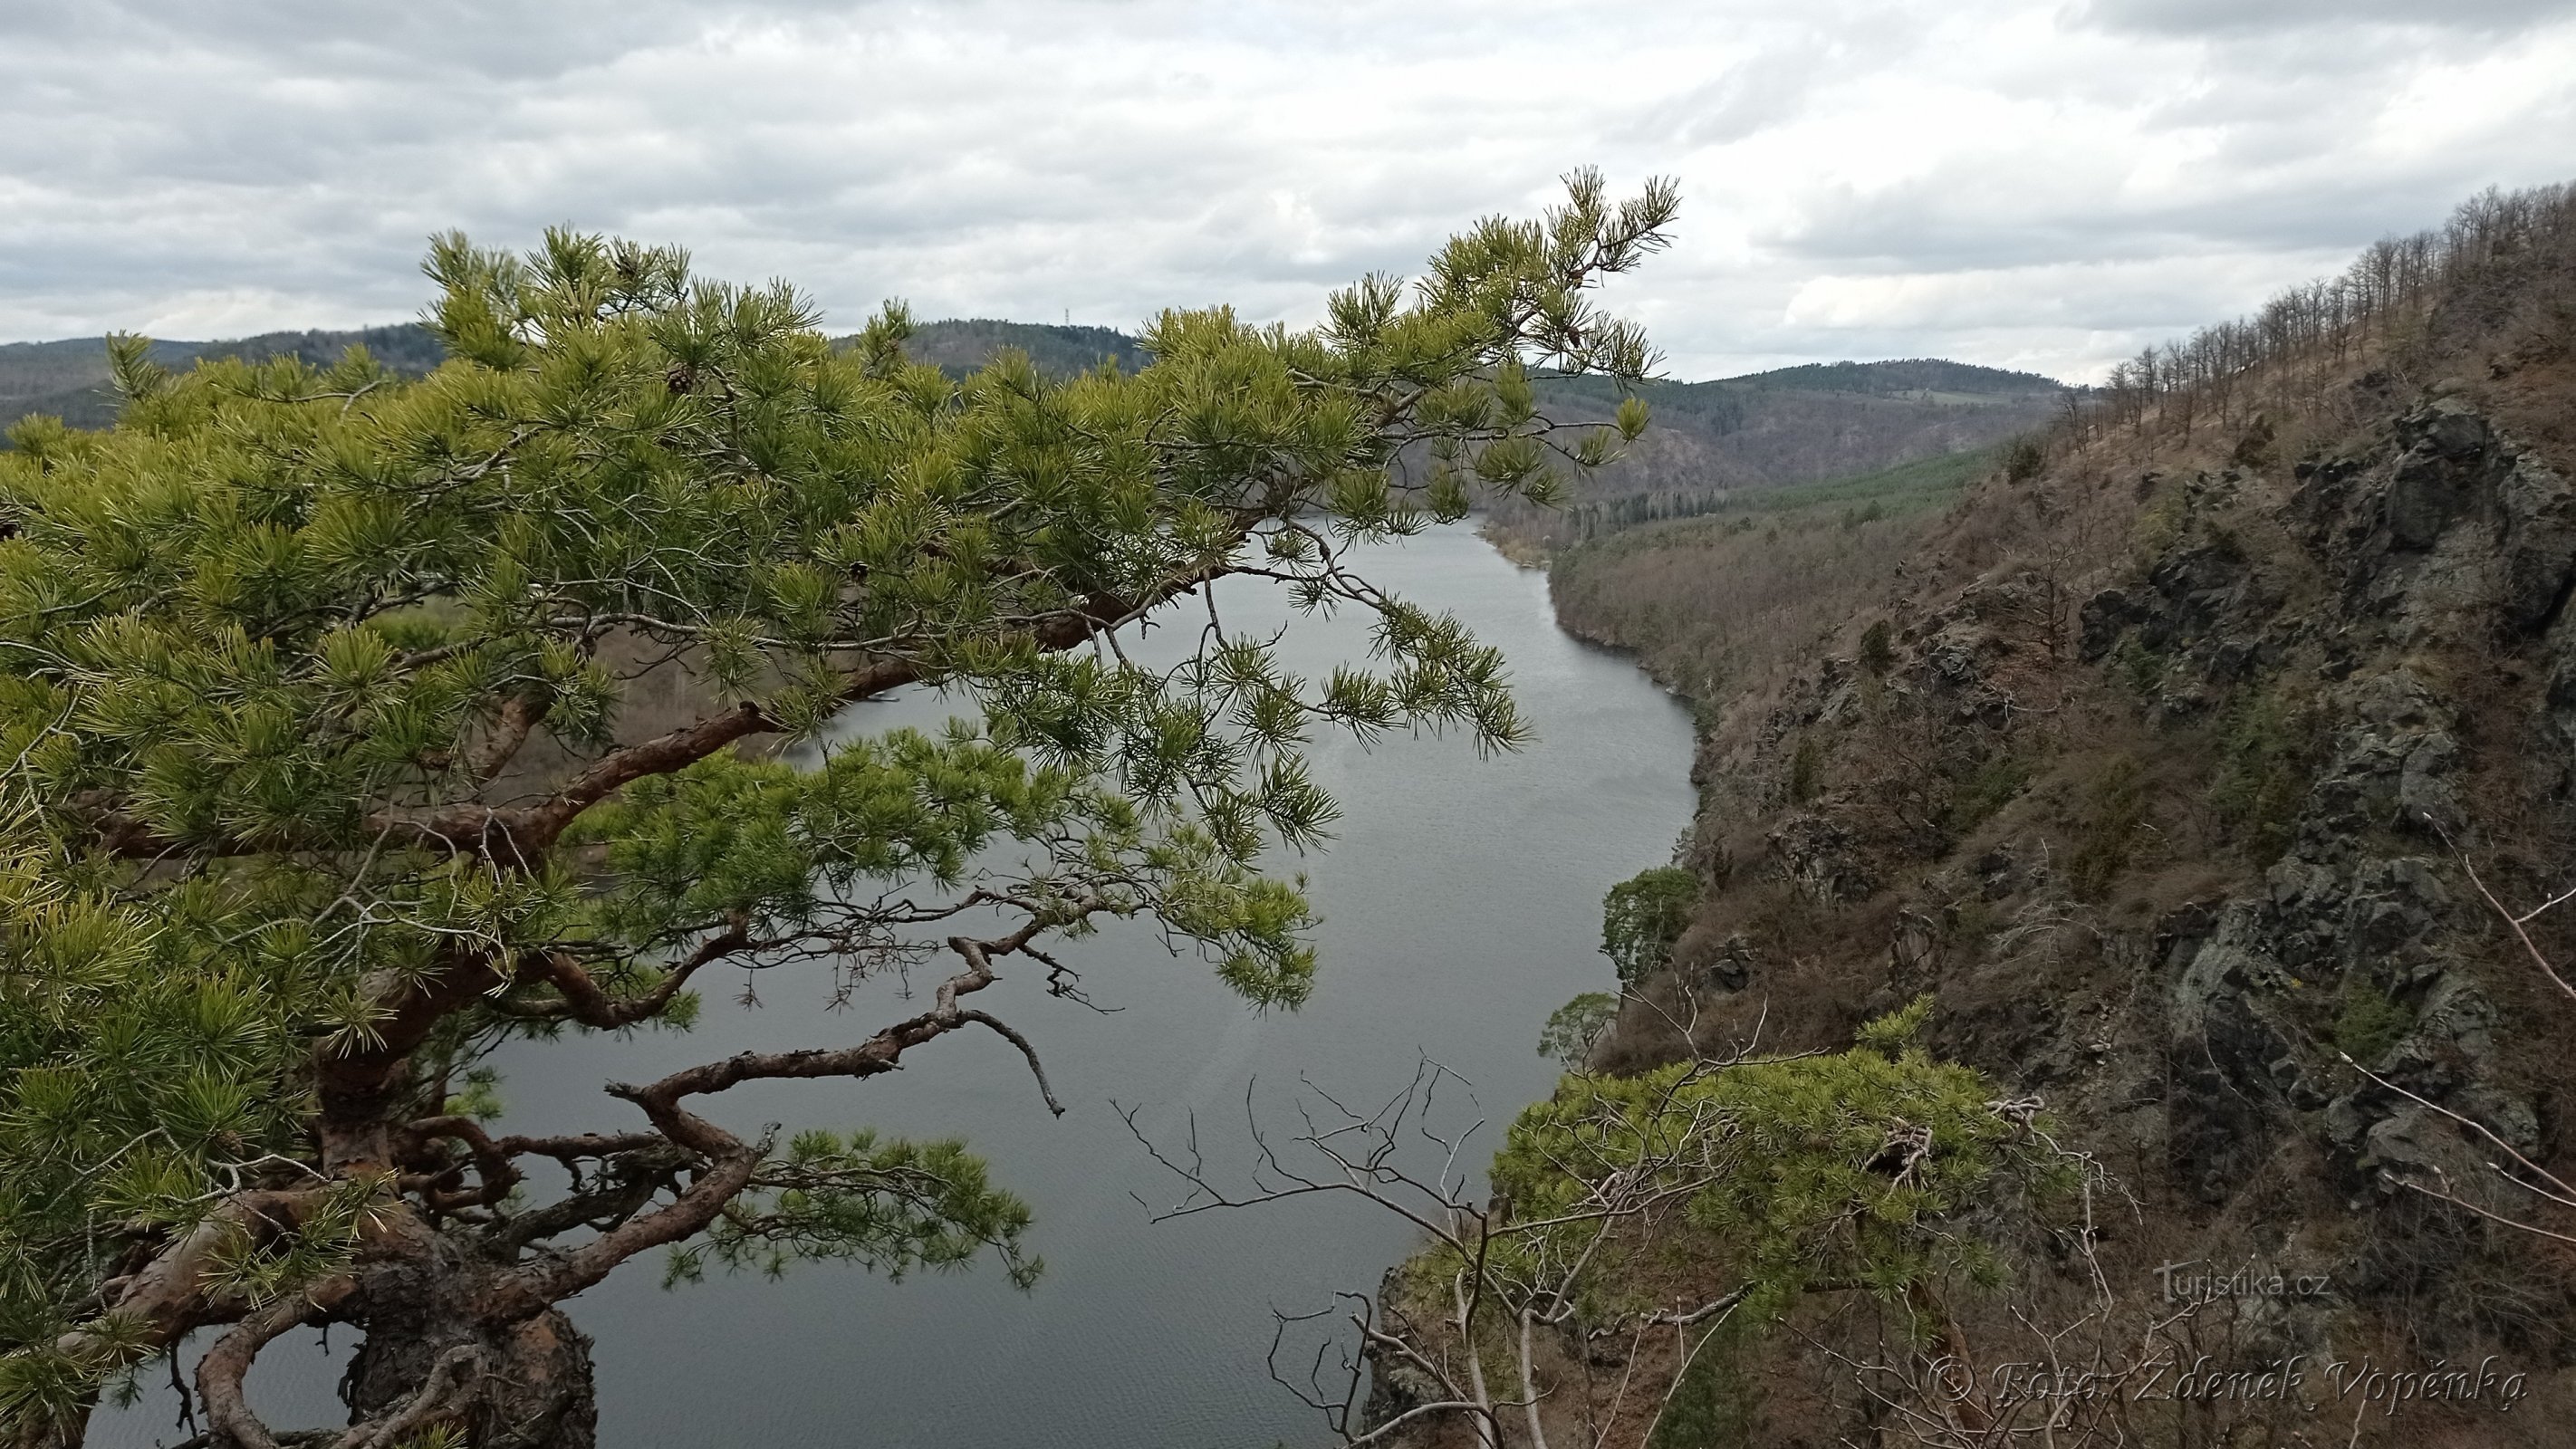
xmin=100 ymin=524 xmax=1696 ymax=1449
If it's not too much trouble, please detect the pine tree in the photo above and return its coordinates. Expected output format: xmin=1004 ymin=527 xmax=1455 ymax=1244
xmin=0 ymin=173 xmax=1677 ymax=1447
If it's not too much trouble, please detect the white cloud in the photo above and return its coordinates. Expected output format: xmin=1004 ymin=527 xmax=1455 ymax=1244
xmin=0 ymin=0 xmax=2570 ymax=381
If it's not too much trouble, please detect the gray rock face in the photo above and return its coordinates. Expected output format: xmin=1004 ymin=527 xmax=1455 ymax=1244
xmin=2077 ymin=585 xmax=2144 ymax=662
xmin=2167 ymin=907 xmax=2297 ymax=1204
xmin=2297 ymin=671 xmax=2462 ymax=849
xmin=2497 ymin=451 xmax=2576 ymax=632
xmin=2076 ymin=474 xmax=2285 ymax=691
xmin=2381 ymin=400 xmax=2491 ymax=551
xmin=2384 ymin=445 xmax=2463 ymax=550
xmin=2122 ymin=399 xmax=2562 ymax=1312
xmin=1705 ymin=932 xmax=1755 ymax=992
xmin=1767 ymin=811 xmax=1875 ymax=904
xmin=2284 ymin=398 xmax=2576 ymax=659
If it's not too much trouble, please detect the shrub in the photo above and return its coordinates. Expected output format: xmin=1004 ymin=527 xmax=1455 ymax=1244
xmin=2003 ymin=433 xmax=2050 ymax=484
xmin=1539 ymin=992 xmax=1620 ymax=1069
xmin=2110 ymin=634 xmax=2166 ymax=696
xmin=1602 ymin=867 xmax=1701 ymax=985
xmin=2131 ymin=485 xmax=2189 ymax=564
xmin=2067 ymin=755 xmax=2148 ymax=900
xmin=1788 ymin=736 xmax=1824 ymax=804
xmin=2232 ymin=412 xmax=2276 ymax=469
xmin=2333 ymin=982 xmax=2413 ymax=1066
xmin=1488 ymin=1000 xmax=2065 ymax=1329
xmin=1859 ymin=619 xmax=1895 ymax=676
xmin=1653 ymin=1331 xmax=1760 ymax=1449
xmin=1946 ymin=754 xmax=2033 ymax=836
xmin=2210 ymin=688 xmax=2321 ymax=866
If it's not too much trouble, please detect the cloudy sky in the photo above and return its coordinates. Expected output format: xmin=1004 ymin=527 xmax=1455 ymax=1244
xmin=3 ymin=1 xmax=2571 ymax=382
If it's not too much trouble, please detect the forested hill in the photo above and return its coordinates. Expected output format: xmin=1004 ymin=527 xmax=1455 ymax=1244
xmin=0 ymin=325 xmax=447 ymax=430
xmin=1497 ymin=359 xmax=2068 ymax=545
xmin=887 ymin=318 xmax=1150 ymax=378
xmin=1728 ymin=356 xmax=2063 ymax=398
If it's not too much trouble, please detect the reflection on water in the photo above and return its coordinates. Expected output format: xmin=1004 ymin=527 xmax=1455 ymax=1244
xmin=97 ymin=525 xmax=1694 ymax=1449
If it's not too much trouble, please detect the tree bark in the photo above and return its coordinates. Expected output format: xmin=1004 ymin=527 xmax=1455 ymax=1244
xmin=329 ymin=1254 xmax=597 ymax=1449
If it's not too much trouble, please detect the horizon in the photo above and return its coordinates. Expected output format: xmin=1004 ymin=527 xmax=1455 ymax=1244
xmin=4 ymin=5 xmax=2571 ymax=386
xmin=0 ymin=315 xmax=2083 ymax=390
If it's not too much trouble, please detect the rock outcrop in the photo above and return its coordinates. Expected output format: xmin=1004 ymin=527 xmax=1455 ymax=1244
xmin=1576 ymin=375 xmax=2576 ymax=1444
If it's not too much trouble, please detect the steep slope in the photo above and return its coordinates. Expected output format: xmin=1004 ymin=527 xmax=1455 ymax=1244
xmin=1475 ymin=180 xmax=2576 ymax=1447
xmin=1492 ymin=360 xmax=2064 ymax=548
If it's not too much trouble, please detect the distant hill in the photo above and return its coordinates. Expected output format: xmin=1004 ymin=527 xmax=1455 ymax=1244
xmin=1499 ymin=360 xmax=2068 ymax=545
xmin=1726 ymin=357 xmax=2063 ymax=398
xmin=5 ymin=323 xmax=2056 ymax=523
xmin=882 ymin=319 xmax=1151 ymax=379
xmin=0 ymin=325 xmax=445 ymax=431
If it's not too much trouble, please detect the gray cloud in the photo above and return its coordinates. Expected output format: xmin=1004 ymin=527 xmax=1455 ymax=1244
xmin=0 ymin=0 xmax=2570 ymax=381
xmin=2080 ymin=0 xmax=2574 ymax=35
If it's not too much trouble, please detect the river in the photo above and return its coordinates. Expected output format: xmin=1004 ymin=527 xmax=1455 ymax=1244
xmin=98 ymin=524 xmax=1696 ymax=1449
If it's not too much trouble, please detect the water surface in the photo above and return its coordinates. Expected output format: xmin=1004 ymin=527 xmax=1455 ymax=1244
xmin=102 ymin=525 xmax=1694 ymax=1449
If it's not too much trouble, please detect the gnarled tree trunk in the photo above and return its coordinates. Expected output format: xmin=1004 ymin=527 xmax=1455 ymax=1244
xmin=327 ymin=1254 xmax=599 ymax=1449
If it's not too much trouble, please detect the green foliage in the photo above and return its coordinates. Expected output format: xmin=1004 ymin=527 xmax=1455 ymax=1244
xmin=444 ymin=1067 xmax=505 ymax=1122
xmin=1720 ymin=360 xmax=2062 ymax=398
xmin=3 ymin=325 xmax=449 ymax=435
xmin=884 ymin=318 xmax=1151 ymax=380
xmin=1540 ymin=991 xmax=1620 ymax=1069
xmin=2110 ymin=634 xmax=2167 ymax=696
xmin=1787 ymin=736 xmax=1824 ymax=804
xmin=1945 ymin=897 xmax=2001 ymax=954
xmin=1651 ymin=1329 xmax=1759 ymax=1449
xmin=2210 ymin=687 xmax=2320 ymax=866
xmin=1486 ymin=1004 xmax=2056 ymax=1331
xmin=1858 ymin=619 xmax=1894 ymax=677
xmin=1945 ymin=753 xmax=2032 ymax=836
xmin=667 ymin=1128 xmax=1038 ymax=1288
xmin=0 ymin=172 xmax=1683 ymax=1423
xmin=2067 ymin=755 xmax=2147 ymax=901
xmin=2003 ymin=433 xmax=2049 ymax=485
xmin=1602 ymin=867 xmax=1699 ymax=985
xmin=2131 ymin=485 xmax=2190 ymax=564
xmin=2333 ymin=981 xmax=2413 ymax=1067
xmin=569 ymin=725 xmax=1322 ymax=1008
xmin=1855 ymin=993 xmax=1936 ymax=1055
xmin=1561 ymin=444 xmax=1994 ymax=541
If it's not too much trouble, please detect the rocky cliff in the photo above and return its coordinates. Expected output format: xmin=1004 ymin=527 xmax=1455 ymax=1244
xmin=1527 ymin=187 xmax=2576 ymax=1446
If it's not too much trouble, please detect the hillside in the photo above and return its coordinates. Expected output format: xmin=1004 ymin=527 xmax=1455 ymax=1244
xmin=886 ymin=317 xmax=1150 ymax=379
xmin=1469 ymin=178 xmax=2576 ymax=1447
xmin=1544 ymin=447 xmax=1995 ymax=697
xmin=1492 ymin=360 xmax=2065 ymax=547
xmin=1729 ymin=356 xmax=2063 ymax=398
